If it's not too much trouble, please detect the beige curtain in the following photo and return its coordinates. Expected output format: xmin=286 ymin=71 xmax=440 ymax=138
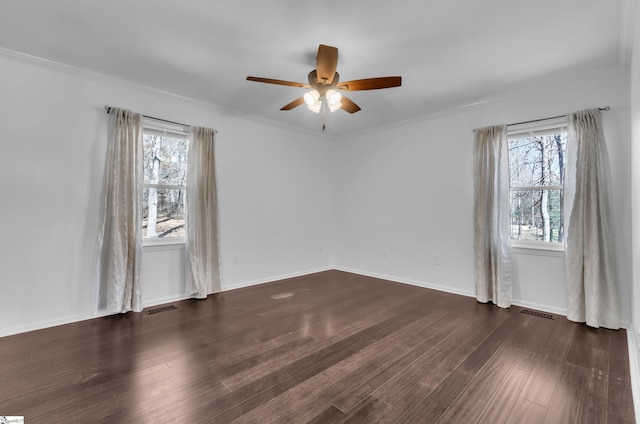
xmin=97 ymin=108 xmax=143 ymax=313
xmin=473 ymin=125 xmax=512 ymax=308
xmin=565 ymin=109 xmax=619 ymax=329
xmin=185 ymin=126 xmax=221 ymax=298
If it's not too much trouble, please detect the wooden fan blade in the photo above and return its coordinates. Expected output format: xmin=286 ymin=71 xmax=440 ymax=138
xmin=316 ymin=44 xmax=338 ymax=84
xmin=246 ymin=76 xmax=310 ymax=88
xmin=341 ymin=96 xmax=361 ymax=114
xmin=337 ymin=76 xmax=402 ymax=91
xmin=280 ymin=97 xmax=305 ymax=111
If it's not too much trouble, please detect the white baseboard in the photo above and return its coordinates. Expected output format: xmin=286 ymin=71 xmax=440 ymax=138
xmin=0 ymin=311 xmax=111 ymax=338
xmin=334 ymin=266 xmax=476 ymax=299
xmin=335 ymin=266 xmax=570 ymax=318
xmin=335 ymin=266 xmax=572 ymax=318
xmin=0 ymin=267 xmax=335 ymax=338
xmin=223 ymin=266 xmax=334 ymax=291
xmin=2 ymin=293 xmax=194 ymax=338
xmin=509 ymin=299 xmax=567 ymax=317
xmin=0 ymin=294 xmax=191 ymax=338
xmin=143 ymin=294 xmax=188 ymax=308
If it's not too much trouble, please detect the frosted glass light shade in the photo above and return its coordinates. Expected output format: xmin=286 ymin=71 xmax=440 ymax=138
xmin=307 ymin=100 xmax=322 ymax=113
xmin=326 ymin=89 xmax=342 ymax=106
xmin=328 ymin=101 xmax=342 ymax=112
xmin=304 ymin=89 xmax=320 ymax=106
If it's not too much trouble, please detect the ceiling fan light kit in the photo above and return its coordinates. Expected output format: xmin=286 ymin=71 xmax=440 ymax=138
xmin=326 ymin=89 xmax=342 ymax=106
xmin=307 ymin=99 xmax=323 ymax=113
xmin=303 ymin=89 xmax=320 ymax=106
xmin=247 ymin=44 xmax=402 ymax=129
xmin=303 ymin=86 xmax=341 ymax=114
xmin=327 ymin=101 xmax=342 ymax=113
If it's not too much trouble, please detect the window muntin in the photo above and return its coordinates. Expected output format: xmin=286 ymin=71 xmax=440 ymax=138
xmin=508 ymin=120 xmax=567 ymax=247
xmin=142 ymin=121 xmax=188 ymax=242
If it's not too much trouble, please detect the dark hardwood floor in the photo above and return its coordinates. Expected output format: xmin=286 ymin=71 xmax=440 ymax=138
xmin=0 ymin=270 xmax=635 ymax=423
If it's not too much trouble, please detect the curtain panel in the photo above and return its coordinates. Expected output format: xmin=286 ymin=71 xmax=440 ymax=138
xmin=96 ymin=108 xmax=143 ymax=313
xmin=565 ymin=109 xmax=620 ymax=329
xmin=473 ymin=125 xmax=512 ymax=308
xmin=185 ymin=126 xmax=221 ymax=298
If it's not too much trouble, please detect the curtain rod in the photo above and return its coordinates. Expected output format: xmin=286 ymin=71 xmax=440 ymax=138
xmin=506 ymin=106 xmax=610 ymax=127
xmin=104 ymin=106 xmax=217 ymax=134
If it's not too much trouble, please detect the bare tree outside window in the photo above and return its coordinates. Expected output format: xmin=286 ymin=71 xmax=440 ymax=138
xmin=142 ymin=133 xmax=188 ymax=239
xmin=508 ymin=130 xmax=566 ymax=244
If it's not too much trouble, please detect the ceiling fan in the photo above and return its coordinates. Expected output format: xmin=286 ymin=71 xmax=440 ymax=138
xmin=247 ymin=44 xmax=401 ymax=130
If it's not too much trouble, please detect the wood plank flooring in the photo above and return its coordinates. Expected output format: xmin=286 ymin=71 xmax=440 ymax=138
xmin=0 ymin=270 xmax=635 ymax=423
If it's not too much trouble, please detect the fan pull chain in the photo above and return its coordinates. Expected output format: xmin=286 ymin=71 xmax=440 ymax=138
xmin=322 ymin=101 xmax=327 ymax=131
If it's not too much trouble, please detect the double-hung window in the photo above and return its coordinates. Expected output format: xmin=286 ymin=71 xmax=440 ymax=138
xmin=507 ymin=117 xmax=567 ymax=250
xmin=142 ymin=118 xmax=189 ymax=245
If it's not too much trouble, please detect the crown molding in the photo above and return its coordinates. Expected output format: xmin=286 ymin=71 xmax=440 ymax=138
xmin=0 ymin=46 xmax=626 ymax=143
xmin=334 ymin=65 xmax=628 ymax=140
xmin=0 ymin=46 xmax=332 ymax=140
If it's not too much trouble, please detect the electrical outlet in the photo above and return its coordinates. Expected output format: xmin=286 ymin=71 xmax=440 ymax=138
xmin=232 ymin=255 xmax=239 ymax=265
xmin=383 ymin=249 xmax=389 ymax=259
xmin=434 ymin=255 xmax=441 ymax=266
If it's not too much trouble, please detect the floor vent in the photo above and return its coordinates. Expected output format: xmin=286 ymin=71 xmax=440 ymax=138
xmin=146 ymin=305 xmax=178 ymax=315
xmin=520 ymin=309 xmax=553 ymax=319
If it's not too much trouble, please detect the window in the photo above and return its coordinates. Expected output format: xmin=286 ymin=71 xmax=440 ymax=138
xmin=142 ymin=119 xmax=189 ymax=244
xmin=508 ymin=118 xmax=567 ymax=249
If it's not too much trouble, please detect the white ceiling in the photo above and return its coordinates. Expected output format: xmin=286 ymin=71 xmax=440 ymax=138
xmin=0 ymin=0 xmax=631 ymax=136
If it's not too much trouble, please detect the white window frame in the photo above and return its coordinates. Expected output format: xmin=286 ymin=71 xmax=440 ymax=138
xmin=142 ymin=118 xmax=189 ymax=247
xmin=507 ymin=117 xmax=567 ymax=252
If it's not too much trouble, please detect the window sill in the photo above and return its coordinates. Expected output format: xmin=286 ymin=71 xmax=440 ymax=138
xmin=143 ymin=237 xmax=186 ymax=252
xmin=511 ymin=241 xmax=564 ymax=257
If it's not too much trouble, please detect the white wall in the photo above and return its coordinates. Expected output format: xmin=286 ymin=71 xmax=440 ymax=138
xmin=629 ymin=0 xmax=640 ymax=414
xmin=0 ymin=54 xmax=336 ymax=336
xmin=334 ymin=67 xmax=632 ymax=321
xmin=0 ymin=52 xmax=633 ymax=338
